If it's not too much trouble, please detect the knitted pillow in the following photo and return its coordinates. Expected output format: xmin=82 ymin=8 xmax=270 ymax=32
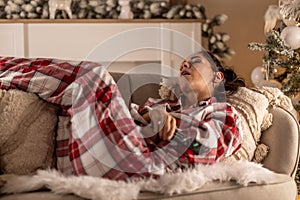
xmin=0 ymin=89 xmax=58 ymax=175
xmin=223 ymin=87 xmax=273 ymax=163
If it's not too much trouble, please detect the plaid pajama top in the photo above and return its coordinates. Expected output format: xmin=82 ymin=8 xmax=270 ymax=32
xmin=0 ymin=56 xmax=243 ymax=180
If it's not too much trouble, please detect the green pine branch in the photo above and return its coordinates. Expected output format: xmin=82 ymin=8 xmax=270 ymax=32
xmin=248 ymin=28 xmax=300 ymax=112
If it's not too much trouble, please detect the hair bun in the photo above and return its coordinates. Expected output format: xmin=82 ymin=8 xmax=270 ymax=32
xmin=223 ymin=67 xmax=246 ymax=95
xmin=223 ymin=68 xmax=237 ymax=83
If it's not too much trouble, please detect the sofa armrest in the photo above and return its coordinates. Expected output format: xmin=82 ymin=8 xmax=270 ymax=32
xmin=260 ymin=106 xmax=300 ymax=177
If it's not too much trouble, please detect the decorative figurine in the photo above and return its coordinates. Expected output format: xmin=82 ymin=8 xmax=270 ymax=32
xmin=48 ymin=0 xmax=73 ymax=19
xmin=118 ymin=0 xmax=133 ymax=19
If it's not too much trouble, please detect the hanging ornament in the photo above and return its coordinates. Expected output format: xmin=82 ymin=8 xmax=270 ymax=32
xmin=251 ymin=66 xmax=266 ymax=86
xmin=279 ymin=0 xmax=300 ymax=22
xmin=280 ymin=25 xmax=300 ymax=49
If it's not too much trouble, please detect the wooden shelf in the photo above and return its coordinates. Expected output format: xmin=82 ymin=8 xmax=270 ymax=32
xmin=0 ymin=19 xmax=204 ymax=24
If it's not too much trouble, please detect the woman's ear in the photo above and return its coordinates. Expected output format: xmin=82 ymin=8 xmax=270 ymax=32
xmin=213 ymin=72 xmax=224 ymax=84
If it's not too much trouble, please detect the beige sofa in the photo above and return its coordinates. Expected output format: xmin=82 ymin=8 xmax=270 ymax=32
xmin=0 ymin=72 xmax=299 ymax=200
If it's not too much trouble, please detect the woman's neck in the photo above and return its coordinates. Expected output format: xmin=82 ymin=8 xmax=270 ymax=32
xmin=182 ymin=93 xmax=197 ymax=108
xmin=182 ymin=93 xmax=211 ymax=108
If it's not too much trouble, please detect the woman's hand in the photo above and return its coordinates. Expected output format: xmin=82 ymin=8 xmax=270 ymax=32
xmin=158 ymin=112 xmax=177 ymax=141
xmin=147 ymin=109 xmax=177 ymax=141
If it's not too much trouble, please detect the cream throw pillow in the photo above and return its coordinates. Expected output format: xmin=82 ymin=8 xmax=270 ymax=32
xmin=223 ymin=87 xmax=273 ymax=163
xmin=0 ymin=89 xmax=58 ymax=175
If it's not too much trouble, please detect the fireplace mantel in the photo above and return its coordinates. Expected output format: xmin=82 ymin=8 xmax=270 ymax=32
xmin=0 ymin=20 xmax=202 ymax=75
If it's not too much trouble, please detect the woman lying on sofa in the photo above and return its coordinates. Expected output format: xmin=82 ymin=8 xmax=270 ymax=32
xmin=0 ymin=50 xmax=245 ymax=180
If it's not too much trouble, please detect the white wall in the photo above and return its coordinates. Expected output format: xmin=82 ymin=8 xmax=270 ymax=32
xmin=188 ymin=0 xmax=278 ymax=86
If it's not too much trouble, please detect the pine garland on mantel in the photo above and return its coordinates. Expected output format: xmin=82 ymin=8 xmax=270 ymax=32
xmin=0 ymin=0 xmax=235 ymax=62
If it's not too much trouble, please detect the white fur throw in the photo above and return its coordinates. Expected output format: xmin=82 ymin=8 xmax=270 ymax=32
xmin=0 ymin=160 xmax=280 ymax=200
xmin=0 ymin=89 xmax=58 ymax=175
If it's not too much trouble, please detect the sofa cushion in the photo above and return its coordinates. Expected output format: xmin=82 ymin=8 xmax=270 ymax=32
xmin=138 ymin=174 xmax=296 ymax=200
xmin=111 ymin=72 xmax=161 ymax=106
xmin=0 ymin=89 xmax=59 ymax=175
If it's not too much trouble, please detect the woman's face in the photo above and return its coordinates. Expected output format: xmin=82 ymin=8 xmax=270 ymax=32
xmin=178 ymin=52 xmax=216 ymax=102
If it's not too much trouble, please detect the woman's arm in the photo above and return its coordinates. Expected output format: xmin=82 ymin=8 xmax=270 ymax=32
xmin=141 ymin=110 xmax=177 ymax=142
xmin=171 ymin=102 xmax=243 ymax=164
xmin=131 ymin=98 xmax=242 ymax=164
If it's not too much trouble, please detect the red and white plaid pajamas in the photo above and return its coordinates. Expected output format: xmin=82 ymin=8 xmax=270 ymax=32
xmin=0 ymin=56 xmax=243 ymax=180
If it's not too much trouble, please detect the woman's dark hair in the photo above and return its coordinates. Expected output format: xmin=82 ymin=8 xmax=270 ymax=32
xmin=200 ymin=50 xmax=246 ymax=97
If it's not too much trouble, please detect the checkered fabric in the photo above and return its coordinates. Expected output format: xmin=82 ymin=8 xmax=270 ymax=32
xmin=0 ymin=56 xmax=242 ymax=180
xmin=133 ymin=97 xmax=243 ymax=165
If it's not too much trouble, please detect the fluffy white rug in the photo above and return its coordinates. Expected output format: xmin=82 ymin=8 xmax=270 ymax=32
xmin=0 ymin=160 xmax=279 ymax=200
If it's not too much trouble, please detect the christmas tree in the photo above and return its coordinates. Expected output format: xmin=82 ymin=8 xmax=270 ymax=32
xmin=248 ymin=0 xmax=300 ymax=112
